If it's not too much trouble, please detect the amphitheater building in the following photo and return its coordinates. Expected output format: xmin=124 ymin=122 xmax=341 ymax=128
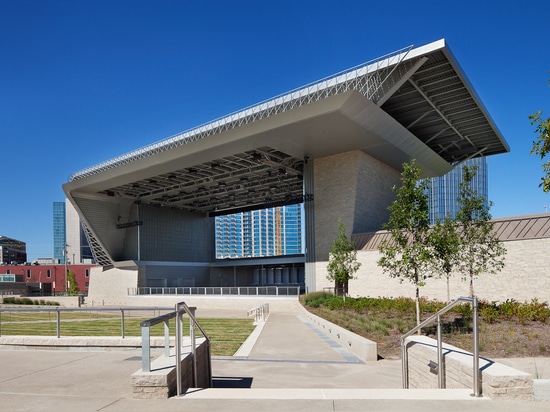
xmin=63 ymin=39 xmax=540 ymax=305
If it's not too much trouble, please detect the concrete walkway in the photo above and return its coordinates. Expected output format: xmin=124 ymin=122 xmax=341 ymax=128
xmin=0 ymin=308 xmax=548 ymax=411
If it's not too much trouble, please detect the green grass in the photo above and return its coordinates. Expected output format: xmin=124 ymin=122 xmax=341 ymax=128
xmin=0 ymin=311 xmax=255 ymax=356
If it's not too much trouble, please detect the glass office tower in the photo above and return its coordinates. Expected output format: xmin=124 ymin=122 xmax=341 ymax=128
xmin=215 ymin=204 xmax=303 ymax=258
xmin=426 ymin=157 xmax=488 ymax=224
xmin=53 ymin=201 xmax=66 ymax=263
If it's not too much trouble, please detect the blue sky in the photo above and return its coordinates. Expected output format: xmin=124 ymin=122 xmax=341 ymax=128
xmin=1 ymin=0 xmax=549 ymax=261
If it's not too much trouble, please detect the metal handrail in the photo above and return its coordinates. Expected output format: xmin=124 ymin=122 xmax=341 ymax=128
xmin=247 ymin=303 xmax=270 ymax=323
xmin=128 ymin=285 xmax=301 ymax=296
xmin=400 ymin=297 xmax=481 ymax=397
xmin=174 ymin=301 xmax=212 ymax=396
xmin=0 ymin=306 xmax=171 ymax=339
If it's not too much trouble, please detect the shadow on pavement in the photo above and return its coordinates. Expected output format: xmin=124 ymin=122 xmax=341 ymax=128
xmin=212 ymin=376 xmax=254 ymax=388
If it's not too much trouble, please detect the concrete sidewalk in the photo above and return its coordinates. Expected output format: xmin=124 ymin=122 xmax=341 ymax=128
xmin=0 ymin=308 xmax=547 ymax=411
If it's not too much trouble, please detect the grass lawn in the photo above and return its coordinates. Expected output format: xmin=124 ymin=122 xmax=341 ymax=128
xmin=0 ymin=310 xmax=255 ymax=356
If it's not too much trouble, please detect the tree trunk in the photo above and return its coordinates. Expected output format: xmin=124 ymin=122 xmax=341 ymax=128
xmin=335 ymin=280 xmax=348 ymax=297
xmin=469 ymin=270 xmax=474 ymax=298
xmin=415 ymin=286 xmax=421 ymax=334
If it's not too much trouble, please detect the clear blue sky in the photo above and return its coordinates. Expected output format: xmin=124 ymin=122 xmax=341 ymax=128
xmin=1 ymin=0 xmax=549 ymax=261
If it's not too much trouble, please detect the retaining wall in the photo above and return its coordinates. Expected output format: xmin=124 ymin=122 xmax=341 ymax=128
xmin=296 ymin=303 xmax=378 ymax=362
xmin=404 ymin=336 xmax=533 ymax=400
xmin=132 ymin=337 xmax=210 ymax=399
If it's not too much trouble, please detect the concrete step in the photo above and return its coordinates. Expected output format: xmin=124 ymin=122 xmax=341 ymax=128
xmin=179 ymin=387 xmax=484 ymax=401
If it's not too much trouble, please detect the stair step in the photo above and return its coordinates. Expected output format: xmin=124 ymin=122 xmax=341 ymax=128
xmin=179 ymin=388 xmax=486 ymax=401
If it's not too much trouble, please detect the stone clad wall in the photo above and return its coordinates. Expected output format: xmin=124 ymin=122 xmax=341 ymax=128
xmin=405 ymin=336 xmax=533 ymax=400
xmin=132 ymin=337 xmax=210 ymax=399
xmin=316 ymin=237 xmax=550 ymax=303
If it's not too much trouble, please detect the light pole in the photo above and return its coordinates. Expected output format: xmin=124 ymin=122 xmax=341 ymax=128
xmin=64 ymin=243 xmax=69 ymax=294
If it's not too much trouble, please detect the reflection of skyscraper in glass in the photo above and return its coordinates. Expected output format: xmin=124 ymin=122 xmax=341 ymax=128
xmin=426 ymin=157 xmax=488 ymax=224
xmin=53 ymin=201 xmax=66 ymax=263
xmin=215 ymin=204 xmax=303 ymax=258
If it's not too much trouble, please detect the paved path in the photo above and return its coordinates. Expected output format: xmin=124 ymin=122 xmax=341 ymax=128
xmin=0 ymin=308 xmax=547 ymax=411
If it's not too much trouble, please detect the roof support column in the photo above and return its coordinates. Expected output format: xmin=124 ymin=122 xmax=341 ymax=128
xmin=303 ymin=156 xmax=316 ymax=294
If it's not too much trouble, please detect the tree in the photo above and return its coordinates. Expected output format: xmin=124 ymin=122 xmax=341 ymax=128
xmin=378 ymin=160 xmax=433 ymax=327
xmin=529 ymin=74 xmax=550 ymax=192
xmin=430 ymin=215 xmax=460 ymax=303
xmin=455 ymin=165 xmax=506 ymax=298
xmin=66 ymin=270 xmax=80 ymax=296
xmin=326 ymin=219 xmax=361 ymax=297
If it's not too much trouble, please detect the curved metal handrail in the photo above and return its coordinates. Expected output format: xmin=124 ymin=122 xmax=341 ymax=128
xmin=400 ymin=296 xmax=480 ymax=397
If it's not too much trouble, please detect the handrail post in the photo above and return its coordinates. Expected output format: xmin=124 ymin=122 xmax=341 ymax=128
xmin=437 ymin=314 xmax=443 ymax=389
xmin=401 ymin=339 xmax=408 ymax=388
xmin=472 ymin=297 xmax=481 ymax=397
xmin=190 ymin=307 xmax=197 ymax=387
xmin=56 ymin=308 xmax=61 ymax=338
xmin=141 ymin=324 xmax=151 ymax=372
xmin=175 ymin=303 xmax=182 ymax=396
xmin=164 ymin=319 xmax=170 ymax=357
xmin=121 ymin=309 xmax=125 ymax=339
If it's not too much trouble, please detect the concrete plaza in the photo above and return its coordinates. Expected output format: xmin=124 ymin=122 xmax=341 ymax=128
xmin=0 ymin=307 xmax=548 ymax=411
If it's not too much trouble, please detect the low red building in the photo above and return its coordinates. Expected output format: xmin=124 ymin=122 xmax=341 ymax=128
xmin=0 ymin=264 xmax=96 ymax=295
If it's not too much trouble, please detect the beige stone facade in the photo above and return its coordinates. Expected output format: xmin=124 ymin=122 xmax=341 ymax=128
xmin=316 ymin=237 xmax=550 ymax=303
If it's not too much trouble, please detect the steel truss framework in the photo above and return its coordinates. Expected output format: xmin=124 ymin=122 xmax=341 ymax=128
xmin=65 ymin=40 xmax=509 ymax=267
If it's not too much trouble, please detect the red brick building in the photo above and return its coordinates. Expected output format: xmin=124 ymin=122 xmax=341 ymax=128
xmin=0 ymin=264 xmax=96 ymax=295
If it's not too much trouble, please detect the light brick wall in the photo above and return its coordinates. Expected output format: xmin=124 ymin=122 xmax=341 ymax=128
xmin=313 ymin=150 xmax=400 ymax=261
xmin=316 ymin=237 xmax=550 ymax=303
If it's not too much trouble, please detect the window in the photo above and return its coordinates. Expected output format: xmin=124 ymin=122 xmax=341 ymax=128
xmin=26 ymin=269 xmax=31 ymax=279
xmin=85 ymin=269 xmax=89 ymax=278
xmin=47 ymin=269 xmax=51 ymax=278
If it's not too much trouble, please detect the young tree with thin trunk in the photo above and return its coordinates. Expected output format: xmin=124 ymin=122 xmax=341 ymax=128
xmin=378 ymin=160 xmax=432 ymax=327
xmin=430 ymin=215 xmax=460 ymax=302
xmin=326 ymin=219 xmax=361 ymax=297
xmin=455 ymin=165 xmax=506 ymax=298
xmin=67 ymin=270 xmax=80 ymax=296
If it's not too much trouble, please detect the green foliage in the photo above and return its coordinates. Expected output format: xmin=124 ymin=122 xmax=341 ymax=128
xmin=529 ymin=73 xmax=550 ymax=192
xmin=326 ymin=219 xmax=361 ymax=294
xmin=455 ymin=165 xmax=506 ymax=298
xmin=301 ymin=293 xmax=550 ymax=326
xmin=1 ymin=297 xmax=60 ymax=306
xmin=379 ymin=160 xmax=433 ymax=284
xmin=430 ymin=215 xmax=461 ymax=302
xmin=378 ymin=160 xmax=433 ymax=325
xmin=67 ymin=270 xmax=80 ymax=296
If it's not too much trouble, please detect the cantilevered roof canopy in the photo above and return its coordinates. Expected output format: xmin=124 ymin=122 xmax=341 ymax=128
xmin=64 ymin=39 xmax=509 ymax=217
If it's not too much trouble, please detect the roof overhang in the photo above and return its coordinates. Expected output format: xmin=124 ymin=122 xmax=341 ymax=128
xmin=63 ymin=39 xmax=509 ymax=217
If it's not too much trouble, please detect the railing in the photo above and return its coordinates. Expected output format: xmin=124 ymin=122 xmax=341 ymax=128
xmin=140 ymin=302 xmax=212 ymax=395
xmin=400 ymin=297 xmax=481 ymax=397
xmin=0 ymin=306 xmax=170 ymax=338
xmin=129 ymin=286 xmax=301 ymax=297
xmin=247 ymin=303 xmax=269 ymax=323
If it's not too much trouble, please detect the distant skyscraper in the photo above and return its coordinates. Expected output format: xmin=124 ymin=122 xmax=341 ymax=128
xmin=426 ymin=157 xmax=488 ymax=224
xmin=53 ymin=200 xmax=94 ymax=264
xmin=53 ymin=201 xmax=66 ymax=263
xmin=215 ymin=204 xmax=303 ymax=258
xmin=0 ymin=236 xmax=27 ymax=264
